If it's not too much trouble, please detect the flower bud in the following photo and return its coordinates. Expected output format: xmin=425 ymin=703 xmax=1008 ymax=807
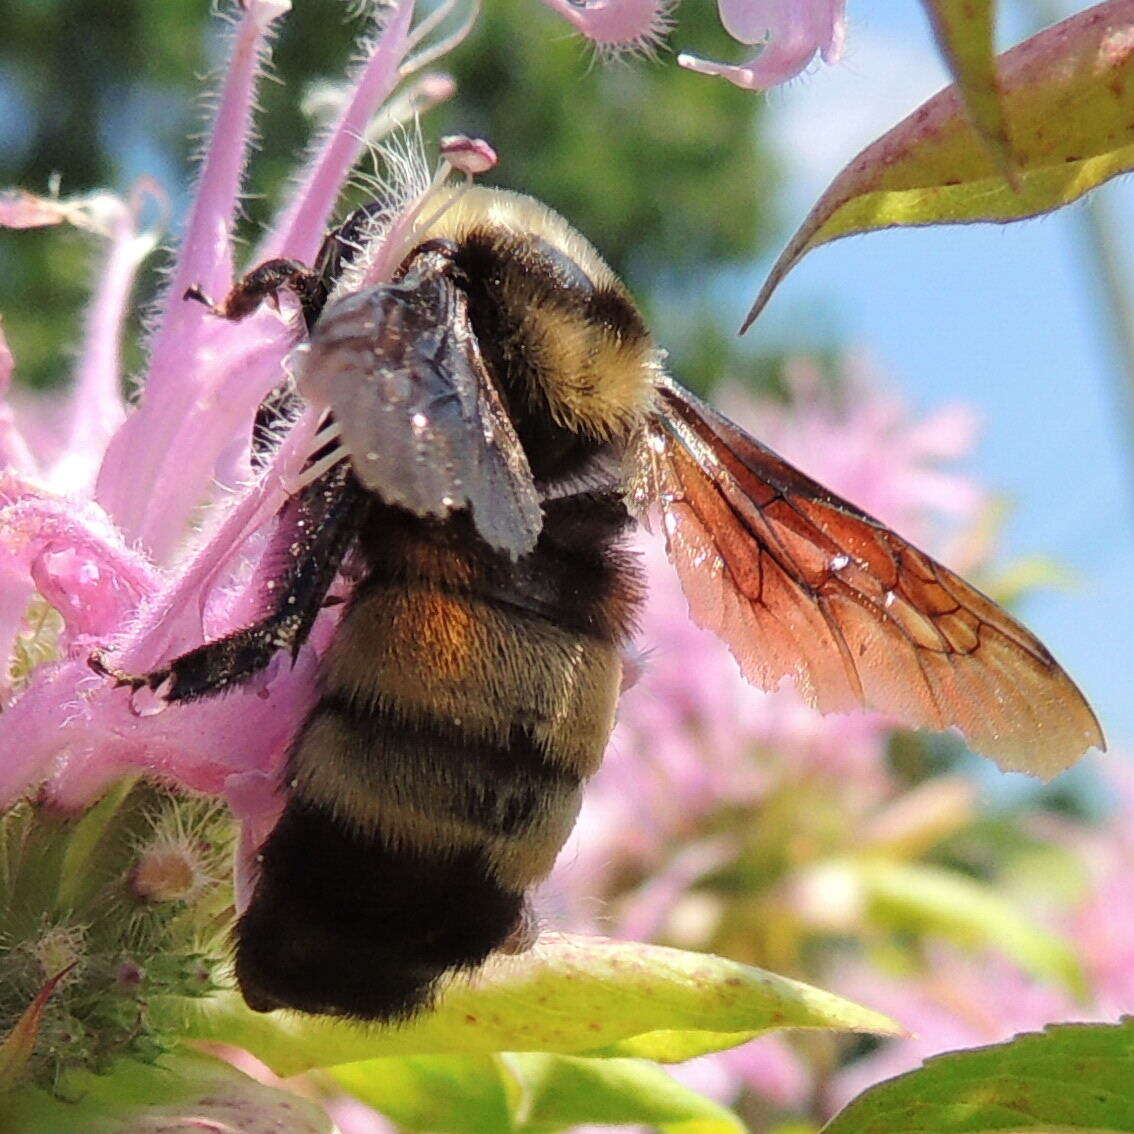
xmin=130 ymin=840 xmax=209 ymax=904
xmin=440 ymin=135 xmax=498 ymax=176
xmin=32 ymin=925 xmax=87 ymax=987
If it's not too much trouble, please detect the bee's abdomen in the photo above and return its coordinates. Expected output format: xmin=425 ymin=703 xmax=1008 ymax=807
xmin=293 ymin=695 xmax=586 ymax=853
xmin=234 ymin=800 xmax=523 ymax=1020
xmin=236 ymin=494 xmax=642 ymax=1021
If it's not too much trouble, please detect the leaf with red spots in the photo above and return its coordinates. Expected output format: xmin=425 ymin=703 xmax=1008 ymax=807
xmin=151 ymin=934 xmax=902 ymax=1076
xmin=746 ymin=0 xmax=1134 ymax=329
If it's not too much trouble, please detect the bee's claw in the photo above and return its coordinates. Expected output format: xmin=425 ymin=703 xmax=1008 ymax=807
xmin=87 ymin=650 xmax=161 ymax=692
xmin=183 ymin=284 xmax=216 ymax=311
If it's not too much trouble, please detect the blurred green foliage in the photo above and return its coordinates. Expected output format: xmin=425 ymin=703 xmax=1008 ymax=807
xmin=0 ymin=0 xmax=778 ymax=393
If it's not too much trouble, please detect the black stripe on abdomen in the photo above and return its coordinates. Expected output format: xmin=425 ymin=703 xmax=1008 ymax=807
xmin=298 ymin=694 xmax=581 ymax=838
xmin=235 ymin=799 xmax=524 ymax=1020
xmin=354 ymin=494 xmax=642 ymax=645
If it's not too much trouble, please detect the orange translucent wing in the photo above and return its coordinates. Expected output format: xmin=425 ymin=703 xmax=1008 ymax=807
xmin=626 ymin=377 xmax=1104 ymax=778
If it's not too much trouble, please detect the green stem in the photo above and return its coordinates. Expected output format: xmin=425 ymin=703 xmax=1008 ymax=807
xmin=1026 ymin=3 xmax=1134 ymax=503
xmin=1074 ymin=194 xmax=1134 ymax=497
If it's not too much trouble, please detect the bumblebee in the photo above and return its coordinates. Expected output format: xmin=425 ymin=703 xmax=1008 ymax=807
xmin=105 ymin=185 xmax=1103 ymax=1021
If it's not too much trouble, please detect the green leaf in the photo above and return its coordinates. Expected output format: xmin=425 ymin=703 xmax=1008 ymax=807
xmin=920 ymin=0 xmax=1014 ymax=176
xmin=153 ymin=935 xmax=902 ymax=1076
xmin=505 ymin=1053 xmax=745 ymax=1133
xmin=745 ymin=0 xmax=1134 ymax=329
xmin=823 ymin=1018 xmax=1134 ymax=1133
xmin=855 ymin=859 xmax=1087 ymax=998
xmin=328 ymin=1054 xmax=515 ymax=1133
xmin=0 ymin=1050 xmax=330 ymax=1134
xmin=55 ymin=776 xmax=138 ymax=911
xmin=590 ymin=1028 xmax=765 ymax=1062
xmin=329 ymin=1052 xmax=745 ymax=1133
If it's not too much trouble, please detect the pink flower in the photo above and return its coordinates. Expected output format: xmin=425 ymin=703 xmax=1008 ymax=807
xmin=532 ymin=0 xmax=846 ymax=89
xmin=537 ymin=0 xmax=676 ymax=60
xmin=679 ymin=0 xmax=846 ymax=90
xmin=0 ymin=0 xmax=424 ymax=830
xmin=1058 ymin=756 xmax=1134 ymax=1017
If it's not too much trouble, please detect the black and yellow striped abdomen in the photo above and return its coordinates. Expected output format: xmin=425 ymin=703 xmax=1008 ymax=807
xmin=235 ymin=493 xmax=642 ymax=1019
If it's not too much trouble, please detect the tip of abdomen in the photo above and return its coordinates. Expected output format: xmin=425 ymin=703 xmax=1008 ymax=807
xmin=233 ymin=799 xmax=524 ymax=1022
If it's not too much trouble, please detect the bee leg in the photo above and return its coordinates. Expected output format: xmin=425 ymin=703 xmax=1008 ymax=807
xmin=251 ymin=382 xmax=306 ymax=472
xmin=91 ymin=464 xmax=364 ymax=704
xmin=185 ymin=257 xmax=324 ymax=329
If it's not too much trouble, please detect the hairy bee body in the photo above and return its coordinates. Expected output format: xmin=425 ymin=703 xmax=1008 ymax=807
xmin=235 ymin=197 xmax=652 ymax=1018
xmin=238 ymin=494 xmax=642 ymax=1017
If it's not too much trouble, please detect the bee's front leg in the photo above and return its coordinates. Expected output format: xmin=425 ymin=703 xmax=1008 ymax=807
xmin=87 ymin=649 xmax=166 ymax=692
xmin=185 ymin=258 xmax=323 ymax=327
xmin=88 ymin=464 xmax=363 ymax=705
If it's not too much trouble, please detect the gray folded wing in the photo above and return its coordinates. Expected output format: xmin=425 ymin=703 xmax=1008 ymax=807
xmin=297 ymin=274 xmax=543 ymax=560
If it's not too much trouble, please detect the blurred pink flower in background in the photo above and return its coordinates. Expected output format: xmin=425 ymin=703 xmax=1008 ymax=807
xmin=829 ymin=947 xmax=1081 ymax=1111
xmin=1061 ymin=756 xmax=1134 ymax=1016
xmin=679 ymin=0 xmax=847 ymax=89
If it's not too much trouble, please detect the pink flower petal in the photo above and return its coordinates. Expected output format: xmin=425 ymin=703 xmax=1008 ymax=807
xmin=256 ymin=0 xmax=417 ymax=263
xmin=0 ymin=190 xmax=71 ymax=229
xmin=0 ymin=494 xmax=158 ymax=643
xmin=96 ymin=0 xmax=290 ymax=560
xmin=54 ymin=183 xmax=162 ymax=496
xmin=112 ymin=406 xmax=320 ymax=673
xmin=439 ymin=134 xmax=498 ymax=176
xmin=680 ymin=0 xmax=846 ymax=90
xmin=0 ymin=560 xmax=33 ymax=703
xmin=0 ymin=324 xmax=37 ymax=477
xmin=716 ymin=0 xmax=838 ymax=49
xmin=538 ymin=0 xmax=674 ymax=56
xmin=0 ymin=636 xmax=318 ymax=812
xmin=0 ymin=660 xmax=113 ymax=808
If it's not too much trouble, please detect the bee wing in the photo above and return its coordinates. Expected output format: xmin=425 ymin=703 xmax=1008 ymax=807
xmin=298 ymin=275 xmax=543 ymax=559
xmin=626 ymin=375 xmax=1104 ymax=778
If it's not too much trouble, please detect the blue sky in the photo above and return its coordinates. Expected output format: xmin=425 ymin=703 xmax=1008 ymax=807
xmin=745 ymin=0 xmax=1133 ymax=755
